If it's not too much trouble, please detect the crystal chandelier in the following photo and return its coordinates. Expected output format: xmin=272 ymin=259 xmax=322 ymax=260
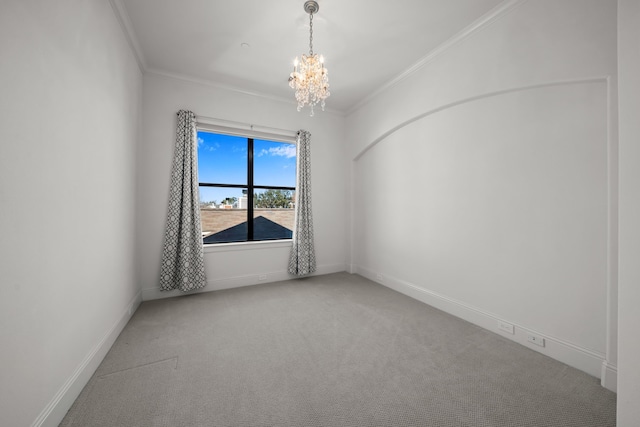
xmin=288 ymin=0 xmax=330 ymax=116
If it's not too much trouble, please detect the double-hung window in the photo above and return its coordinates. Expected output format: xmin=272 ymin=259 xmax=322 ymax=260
xmin=197 ymin=129 xmax=296 ymax=244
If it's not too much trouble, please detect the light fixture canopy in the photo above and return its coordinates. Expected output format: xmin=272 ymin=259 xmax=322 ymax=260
xmin=288 ymin=0 xmax=330 ymax=116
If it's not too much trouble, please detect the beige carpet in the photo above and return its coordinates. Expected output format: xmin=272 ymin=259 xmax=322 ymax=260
xmin=60 ymin=272 xmax=616 ymax=426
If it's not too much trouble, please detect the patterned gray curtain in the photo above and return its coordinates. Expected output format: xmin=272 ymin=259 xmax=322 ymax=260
xmin=288 ymin=130 xmax=317 ymax=276
xmin=159 ymin=110 xmax=207 ymax=291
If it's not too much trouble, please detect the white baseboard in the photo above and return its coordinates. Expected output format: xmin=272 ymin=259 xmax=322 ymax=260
xmin=32 ymin=291 xmax=142 ymax=427
xmin=355 ymin=266 xmax=607 ymax=381
xmin=601 ymin=361 xmax=618 ymax=392
xmin=142 ymin=263 xmax=348 ymax=301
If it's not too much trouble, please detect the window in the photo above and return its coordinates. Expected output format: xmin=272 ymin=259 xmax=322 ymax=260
xmin=197 ymin=130 xmax=296 ymax=244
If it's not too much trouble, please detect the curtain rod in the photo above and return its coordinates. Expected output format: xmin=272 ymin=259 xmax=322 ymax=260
xmin=176 ymin=112 xmax=298 ymax=138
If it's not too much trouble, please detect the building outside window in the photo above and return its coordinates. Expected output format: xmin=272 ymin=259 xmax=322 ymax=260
xmin=197 ymin=130 xmax=296 ymax=244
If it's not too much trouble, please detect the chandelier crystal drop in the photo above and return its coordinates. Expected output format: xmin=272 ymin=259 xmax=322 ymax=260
xmin=288 ymin=1 xmax=330 ymax=116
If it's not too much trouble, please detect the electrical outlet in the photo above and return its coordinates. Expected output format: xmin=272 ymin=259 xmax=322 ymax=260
xmin=527 ymin=334 xmax=545 ymax=347
xmin=258 ymin=274 xmax=267 ymax=281
xmin=498 ymin=321 xmax=514 ymax=334
xmin=376 ymin=274 xmax=383 ymax=282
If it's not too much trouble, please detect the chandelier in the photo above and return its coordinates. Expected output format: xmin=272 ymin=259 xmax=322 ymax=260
xmin=288 ymin=0 xmax=330 ymax=116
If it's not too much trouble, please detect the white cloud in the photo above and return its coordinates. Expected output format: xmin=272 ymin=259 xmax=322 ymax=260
xmin=197 ymin=137 xmax=204 ymax=147
xmin=233 ymin=145 xmax=247 ymax=153
xmin=265 ymin=145 xmax=296 ymax=158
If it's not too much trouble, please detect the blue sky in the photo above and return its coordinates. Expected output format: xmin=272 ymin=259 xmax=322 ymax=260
xmin=197 ymin=131 xmax=296 ymax=204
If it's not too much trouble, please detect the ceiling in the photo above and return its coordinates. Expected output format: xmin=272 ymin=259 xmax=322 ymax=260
xmin=116 ymin=0 xmax=505 ymax=114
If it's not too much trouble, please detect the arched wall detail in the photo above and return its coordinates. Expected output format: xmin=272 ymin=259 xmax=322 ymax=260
xmin=353 ymin=77 xmax=609 ymax=162
xmin=350 ymin=77 xmax=617 ymax=385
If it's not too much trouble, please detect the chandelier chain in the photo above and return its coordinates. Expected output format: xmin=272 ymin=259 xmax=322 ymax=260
xmin=309 ymin=13 xmax=314 ymax=55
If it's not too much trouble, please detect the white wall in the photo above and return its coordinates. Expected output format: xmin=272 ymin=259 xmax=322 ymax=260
xmin=616 ymin=0 xmax=640 ymax=424
xmin=0 ymin=1 xmax=142 ymax=426
xmin=346 ymin=0 xmax=618 ymax=386
xmin=138 ymin=73 xmax=348 ymax=300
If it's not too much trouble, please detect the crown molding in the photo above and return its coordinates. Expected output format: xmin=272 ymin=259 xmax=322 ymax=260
xmin=145 ymin=68 xmax=345 ymax=117
xmin=146 ymin=67 xmax=292 ymax=103
xmin=346 ymin=0 xmax=528 ymax=115
xmin=109 ymin=0 xmax=148 ymax=73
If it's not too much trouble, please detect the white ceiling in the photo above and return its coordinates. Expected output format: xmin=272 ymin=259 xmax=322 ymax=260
xmin=116 ymin=0 xmax=505 ymax=114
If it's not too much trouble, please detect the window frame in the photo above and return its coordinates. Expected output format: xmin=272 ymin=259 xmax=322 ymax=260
xmin=196 ymin=121 xmax=297 ymax=247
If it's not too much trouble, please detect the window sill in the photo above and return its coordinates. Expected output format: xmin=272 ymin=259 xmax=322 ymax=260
xmin=203 ymin=239 xmax=292 ymax=254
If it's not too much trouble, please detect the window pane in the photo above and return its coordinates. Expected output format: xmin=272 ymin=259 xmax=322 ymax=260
xmin=253 ymin=188 xmax=294 ymax=241
xmin=197 ymin=131 xmax=247 ymax=185
xmin=254 ymin=139 xmax=296 ymax=187
xmin=200 ymin=187 xmax=247 ymax=244
xmin=197 ymin=130 xmax=296 ymax=245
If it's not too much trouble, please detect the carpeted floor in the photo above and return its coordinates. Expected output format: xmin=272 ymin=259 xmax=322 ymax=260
xmin=60 ymin=272 xmax=616 ymax=426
